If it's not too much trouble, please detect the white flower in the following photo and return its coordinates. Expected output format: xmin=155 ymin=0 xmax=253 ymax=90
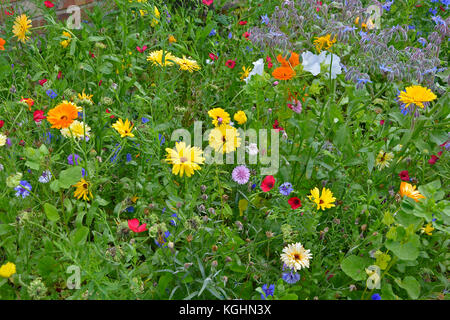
xmin=246 ymin=143 xmax=258 ymax=156
xmin=205 ymin=59 xmax=214 ymax=65
xmin=322 ymin=53 xmax=342 ymax=79
xmin=244 ymin=58 xmax=264 ymax=83
xmin=0 ymin=133 xmax=6 ymax=147
xmin=301 ymin=51 xmax=326 ymax=76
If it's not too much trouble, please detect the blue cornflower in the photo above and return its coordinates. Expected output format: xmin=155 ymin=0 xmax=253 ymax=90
xmin=68 ymin=153 xmax=80 ymax=165
xmin=408 ymin=25 xmax=415 ymax=30
xmin=111 ymin=144 xmax=121 ymax=163
xmin=15 ymin=180 xmax=32 ymax=198
xmin=261 ymin=284 xmax=275 ymax=300
xmin=251 ymin=183 xmax=257 ymax=190
xmin=282 ymin=271 xmax=300 ymax=284
xmin=279 ymin=182 xmax=293 ymax=196
xmin=371 ymin=293 xmax=382 ymax=300
xmin=261 ymin=14 xmax=270 ymax=25
xmin=170 ymin=213 xmax=179 ymax=226
xmin=228 ymin=32 xmax=232 ymax=39
xmin=382 ymin=0 xmax=394 ymax=11
xmin=126 ymin=206 xmax=135 ymax=213
xmin=142 ymin=117 xmax=150 ymax=124
xmin=159 ymin=133 xmax=165 ymax=145
xmin=81 ymin=168 xmax=86 ymax=177
xmin=155 ymin=231 xmax=170 ymax=247
xmin=46 ymin=89 xmax=57 ymax=99
xmin=209 ymin=29 xmax=216 ymax=36
xmin=126 ymin=153 xmax=132 ymax=163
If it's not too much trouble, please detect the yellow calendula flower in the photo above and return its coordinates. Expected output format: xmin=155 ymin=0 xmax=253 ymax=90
xmin=151 ymin=6 xmax=160 ymax=27
xmin=233 ymin=111 xmax=247 ymax=125
xmin=12 ymin=14 xmax=32 ymax=43
xmin=307 ymin=187 xmax=336 ymax=211
xmin=208 ymin=108 xmax=231 ymax=127
xmin=146 ymin=50 xmax=177 ymax=66
xmin=0 ymin=262 xmax=16 ymax=278
xmin=174 ymin=56 xmax=201 ymax=72
xmin=60 ymin=120 xmax=91 ymax=140
xmin=165 ymin=142 xmax=205 ymax=177
xmin=112 ymin=118 xmax=135 ymax=138
xmin=73 ymin=178 xmax=93 ymax=201
xmin=421 ymin=223 xmax=434 ymax=236
xmin=0 ymin=133 xmax=7 ymax=147
xmin=280 ymin=242 xmax=312 ymax=272
xmin=398 ymin=85 xmax=437 ymax=110
xmin=399 ymin=181 xmax=426 ymax=202
xmin=60 ymin=31 xmax=72 ymax=48
xmin=208 ymin=124 xmax=241 ymax=154
xmin=240 ymin=66 xmax=251 ymax=81
xmin=313 ymin=34 xmax=336 ymax=53
xmin=376 ymin=150 xmax=394 ymax=170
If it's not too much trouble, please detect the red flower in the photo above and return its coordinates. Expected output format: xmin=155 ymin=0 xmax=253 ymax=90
xmin=99 ymin=80 xmax=103 ymax=86
xmin=128 ymin=218 xmax=148 ymax=233
xmin=288 ymin=197 xmax=302 ymax=210
xmin=202 ymin=0 xmax=214 ymax=5
xmin=243 ymin=31 xmax=250 ymax=39
xmin=44 ymin=1 xmax=55 ymax=8
xmin=89 ymin=51 xmax=95 ymax=58
xmin=209 ymin=53 xmax=218 ymax=61
xmin=38 ymin=79 xmax=47 ymax=86
xmin=4 ymin=8 xmax=14 ymax=16
xmin=261 ymin=175 xmax=275 ymax=192
xmin=428 ymin=155 xmax=439 ymax=165
xmin=57 ymin=71 xmax=62 ymax=79
xmin=380 ymin=120 xmax=385 ymax=125
xmin=33 ymin=110 xmax=46 ymax=123
xmin=0 ymin=120 xmax=4 ymax=128
xmin=225 ymin=59 xmax=236 ymax=69
xmin=239 ymin=21 xmax=248 ymax=25
xmin=398 ymin=170 xmax=410 ymax=182
xmin=105 ymin=108 xmax=114 ymax=118
xmin=266 ymin=56 xmax=273 ymax=68
xmin=273 ymin=119 xmax=284 ymax=132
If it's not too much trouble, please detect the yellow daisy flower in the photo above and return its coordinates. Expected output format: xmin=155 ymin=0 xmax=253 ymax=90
xmin=165 ymin=142 xmax=205 ymax=177
xmin=60 ymin=120 xmax=91 ymax=140
xmin=174 ymin=56 xmax=201 ymax=72
xmin=208 ymin=124 xmax=241 ymax=154
xmin=12 ymin=14 xmax=32 ymax=43
xmin=112 ymin=118 xmax=135 ymax=138
xmin=208 ymin=108 xmax=231 ymax=127
xmin=240 ymin=66 xmax=251 ymax=80
xmin=60 ymin=31 xmax=72 ymax=48
xmin=421 ymin=223 xmax=434 ymax=236
xmin=73 ymin=178 xmax=93 ymax=201
xmin=146 ymin=50 xmax=177 ymax=66
xmin=376 ymin=150 xmax=394 ymax=170
xmin=313 ymin=34 xmax=336 ymax=53
xmin=233 ymin=111 xmax=247 ymax=125
xmin=307 ymin=187 xmax=336 ymax=211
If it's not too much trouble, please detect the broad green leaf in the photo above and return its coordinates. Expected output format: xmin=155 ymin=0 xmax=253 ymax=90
xmin=396 ymin=276 xmax=420 ymax=299
xmin=385 ymin=240 xmax=419 ymax=261
xmin=44 ymin=203 xmax=60 ymax=222
xmin=59 ymin=166 xmax=82 ymax=189
xmin=72 ymin=226 xmax=89 ymax=245
xmin=341 ymin=255 xmax=369 ymax=281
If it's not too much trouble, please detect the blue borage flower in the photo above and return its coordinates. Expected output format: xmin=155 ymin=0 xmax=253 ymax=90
xmin=170 ymin=213 xmax=180 ymax=226
xmin=279 ymin=182 xmax=293 ymax=196
xmin=261 ymin=14 xmax=269 ymax=25
xmin=209 ymin=29 xmax=216 ymax=36
xmin=261 ymin=284 xmax=275 ymax=300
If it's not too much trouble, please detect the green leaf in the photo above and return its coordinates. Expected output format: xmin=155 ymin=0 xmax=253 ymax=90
xmin=341 ymin=255 xmax=369 ymax=281
xmin=59 ymin=166 xmax=82 ymax=189
xmin=44 ymin=203 xmax=60 ymax=222
xmin=385 ymin=240 xmax=419 ymax=261
xmin=279 ymin=293 xmax=298 ymax=300
xmin=72 ymin=226 xmax=89 ymax=245
xmin=396 ymin=276 xmax=420 ymax=299
xmin=49 ymin=180 xmax=60 ymax=192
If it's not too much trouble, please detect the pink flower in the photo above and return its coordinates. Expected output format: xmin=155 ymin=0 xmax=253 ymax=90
xmin=428 ymin=155 xmax=439 ymax=165
xmin=398 ymin=170 xmax=410 ymax=181
xmin=57 ymin=71 xmax=62 ymax=79
xmin=136 ymin=45 xmax=148 ymax=53
xmin=39 ymin=79 xmax=47 ymax=86
xmin=261 ymin=175 xmax=275 ymax=192
xmin=239 ymin=21 xmax=248 ymax=25
xmin=128 ymin=218 xmax=148 ymax=233
xmin=232 ymin=165 xmax=250 ymax=185
xmin=209 ymin=53 xmax=218 ymax=61
xmin=202 ymin=0 xmax=214 ymax=5
xmin=44 ymin=1 xmax=55 ymax=8
xmin=380 ymin=120 xmax=385 ymax=125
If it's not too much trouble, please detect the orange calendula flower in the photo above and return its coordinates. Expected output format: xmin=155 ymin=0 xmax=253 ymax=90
xmin=277 ymin=52 xmax=300 ymax=68
xmin=46 ymin=101 xmax=78 ymax=129
xmin=0 ymin=38 xmax=5 ymax=50
xmin=399 ymin=181 xmax=426 ymax=202
xmin=20 ymin=97 xmax=35 ymax=111
xmin=272 ymin=67 xmax=296 ymax=80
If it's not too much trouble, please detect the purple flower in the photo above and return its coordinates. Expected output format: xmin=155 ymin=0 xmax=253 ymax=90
xmin=38 ymin=170 xmax=52 ymax=183
xmin=46 ymin=89 xmax=57 ymax=99
xmin=232 ymin=165 xmax=250 ymax=185
xmin=126 ymin=153 xmax=132 ymax=162
xmin=15 ymin=180 xmax=32 ymax=198
xmin=279 ymin=182 xmax=293 ymax=196
xmin=209 ymin=29 xmax=216 ymax=36
xmin=142 ymin=117 xmax=150 ymax=124
xmin=155 ymin=231 xmax=170 ymax=247
xmin=261 ymin=14 xmax=269 ymax=25
xmin=228 ymin=32 xmax=232 ymax=39
xmin=261 ymin=284 xmax=275 ymax=300
xmin=68 ymin=154 xmax=80 ymax=165
xmin=282 ymin=271 xmax=300 ymax=284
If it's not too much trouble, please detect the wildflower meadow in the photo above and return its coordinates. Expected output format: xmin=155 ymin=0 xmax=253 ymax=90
xmin=0 ymin=0 xmax=449 ymax=302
